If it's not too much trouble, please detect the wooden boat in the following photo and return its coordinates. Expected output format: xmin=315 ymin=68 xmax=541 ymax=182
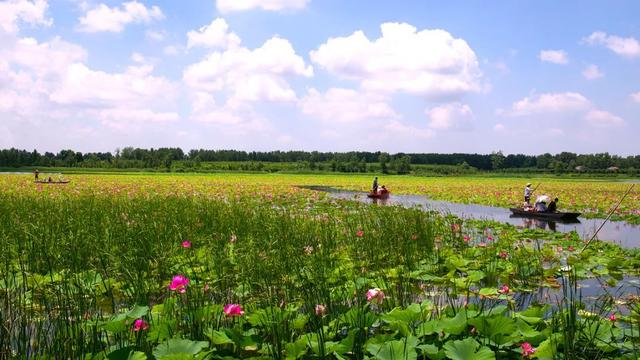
xmin=367 ymin=190 xmax=390 ymax=199
xmin=35 ymin=180 xmax=70 ymax=184
xmin=509 ymin=208 xmax=580 ymax=221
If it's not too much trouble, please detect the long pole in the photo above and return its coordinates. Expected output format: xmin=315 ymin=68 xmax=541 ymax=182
xmin=580 ymin=184 xmax=635 ymax=253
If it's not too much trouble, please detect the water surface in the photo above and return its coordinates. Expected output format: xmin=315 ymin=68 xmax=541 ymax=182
xmin=306 ymin=187 xmax=640 ymax=248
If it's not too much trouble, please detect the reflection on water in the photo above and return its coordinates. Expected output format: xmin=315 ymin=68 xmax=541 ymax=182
xmin=303 ymin=186 xmax=640 ymax=248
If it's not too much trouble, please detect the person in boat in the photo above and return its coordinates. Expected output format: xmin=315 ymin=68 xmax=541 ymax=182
xmin=47 ymin=176 xmax=53 ymax=183
xmin=379 ymin=185 xmax=388 ymax=195
xmin=372 ymin=177 xmax=379 ymax=194
xmin=524 ymin=183 xmax=533 ymax=205
xmin=534 ymin=200 xmax=547 ymax=212
xmin=34 ymin=169 xmax=39 ymax=181
xmin=547 ymin=198 xmax=558 ymax=213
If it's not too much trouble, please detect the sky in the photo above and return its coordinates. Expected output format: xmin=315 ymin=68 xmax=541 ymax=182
xmin=1 ymin=0 xmax=639 ymax=155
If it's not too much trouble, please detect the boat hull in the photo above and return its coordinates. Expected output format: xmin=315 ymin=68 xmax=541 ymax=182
xmin=367 ymin=191 xmax=390 ymax=199
xmin=509 ymin=208 xmax=580 ymax=221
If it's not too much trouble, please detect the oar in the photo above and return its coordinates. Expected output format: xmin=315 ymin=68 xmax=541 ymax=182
xmin=580 ymin=183 xmax=635 ymax=253
xmin=531 ymin=183 xmax=541 ymax=195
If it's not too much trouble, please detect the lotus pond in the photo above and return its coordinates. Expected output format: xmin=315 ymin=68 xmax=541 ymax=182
xmin=1 ymin=173 xmax=640 ymax=359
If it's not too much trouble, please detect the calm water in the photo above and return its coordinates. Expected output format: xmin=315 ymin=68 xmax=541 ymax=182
xmin=306 ymin=187 xmax=640 ymax=249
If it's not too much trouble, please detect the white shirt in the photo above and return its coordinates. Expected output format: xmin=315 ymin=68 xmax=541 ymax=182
xmin=524 ymin=187 xmax=532 ymax=197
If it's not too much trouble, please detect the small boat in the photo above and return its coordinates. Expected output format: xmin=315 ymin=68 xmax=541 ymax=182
xmin=367 ymin=190 xmax=390 ymax=199
xmin=35 ymin=180 xmax=70 ymax=184
xmin=509 ymin=208 xmax=580 ymax=221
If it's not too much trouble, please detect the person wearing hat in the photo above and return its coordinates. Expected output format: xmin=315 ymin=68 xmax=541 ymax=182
xmin=524 ymin=183 xmax=533 ymax=205
xmin=372 ymin=176 xmax=379 ymax=194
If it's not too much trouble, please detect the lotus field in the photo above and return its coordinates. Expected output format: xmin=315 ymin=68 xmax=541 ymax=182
xmin=2 ymin=173 xmax=640 ymax=359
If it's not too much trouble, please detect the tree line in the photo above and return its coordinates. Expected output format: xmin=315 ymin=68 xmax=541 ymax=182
xmin=0 ymin=147 xmax=639 ymax=174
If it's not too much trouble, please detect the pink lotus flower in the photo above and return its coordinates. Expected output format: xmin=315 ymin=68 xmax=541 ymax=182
xmin=181 ymin=240 xmax=191 ymax=248
xmin=478 ymin=242 xmax=487 ymax=247
xmin=451 ymin=223 xmax=461 ymax=232
xmin=499 ymin=284 xmax=510 ymax=294
xmin=169 ymin=275 xmax=189 ymax=293
xmin=315 ymin=304 xmax=327 ymax=316
xmin=499 ymin=251 xmax=508 ymax=259
xmin=568 ymin=246 xmax=575 ymax=251
xmin=557 ymin=246 xmax=563 ymax=252
xmin=132 ymin=319 xmax=149 ymax=332
xmin=609 ymin=313 xmax=616 ymax=322
xmin=487 ymin=235 xmax=494 ymax=241
xmin=463 ymin=235 xmax=470 ymax=243
xmin=366 ymin=288 xmax=385 ymax=303
xmin=223 ymin=304 xmax=244 ymax=317
xmin=521 ymin=342 xmax=536 ymax=358
xmin=356 ymin=230 xmax=364 ymax=237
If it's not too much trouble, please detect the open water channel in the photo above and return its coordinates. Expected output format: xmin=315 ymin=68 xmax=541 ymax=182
xmin=303 ymin=186 xmax=640 ymax=249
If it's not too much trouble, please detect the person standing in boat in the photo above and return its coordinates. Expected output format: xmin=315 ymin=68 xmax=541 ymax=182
xmin=34 ymin=169 xmax=39 ymax=181
xmin=524 ymin=183 xmax=533 ymax=205
xmin=372 ymin=176 xmax=379 ymax=194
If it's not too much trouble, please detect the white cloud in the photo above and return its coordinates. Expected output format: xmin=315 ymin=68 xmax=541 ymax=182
xmin=0 ymin=26 xmax=178 ymax=138
xmin=50 ymin=63 xmax=175 ymax=108
xmin=77 ymin=1 xmax=164 ymax=33
xmin=97 ymin=108 xmax=179 ymax=130
xmin=300 ymin=88 xmax=397 ymax=123
xmin=187 ymin=18 xmax=241 ymax=49
xmin=183 ymin=36 xmax=312 ymax=105
xmin=582 ymin=64 xmax=603 ymax=80
xmin=509 ymin=92 xmax=590 ymax=116
xmin=585 ymin=110 xmax=624 ymax=127
xmin=310 ymin=22 xmax=483 ymax=99
xmin=506 ymin=92 xmax=625 ymax=128
xmin=583 ymin=31 xmax=640 ymax=58
xmin=163 ymin=45 xmax=181 ymax=56
xmin=0 ymin=0 xmax=51 ymax=33
xmin=538 ymin=50 xmax=569 ymax=64
xmin=216 ymin=0 xmax=309 ymax=13
xmin=426 ymin=103 xmax=473 ymax=130
xmin=145 ymin=29 xmax=166 ymax=41
xmin=630 ymin=92 xmax=640 ymax=103
xmin=493 ymin=123 xmax=506 ymax=132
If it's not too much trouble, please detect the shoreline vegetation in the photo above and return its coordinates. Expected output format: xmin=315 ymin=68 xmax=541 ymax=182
xmin=1 ymin=148 xmax=639 ymax=177
xmin=1 ymin=174 xmax=640 ymax=359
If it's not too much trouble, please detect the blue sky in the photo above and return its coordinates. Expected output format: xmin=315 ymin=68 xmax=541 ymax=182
xmin=1 ymin=0 xmax=639 ymax=155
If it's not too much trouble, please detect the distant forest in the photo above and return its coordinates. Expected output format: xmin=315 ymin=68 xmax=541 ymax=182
xmin=1 ymin=147 xmax=639 ymax=175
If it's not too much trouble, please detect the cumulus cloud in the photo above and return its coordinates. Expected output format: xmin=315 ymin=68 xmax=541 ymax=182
xmin=216 ymin=0 xmax=309 ymax=13
xmin=630 ymin=92 xmax=640 ymax=103
xmin=426 ymin=103 xmax=473 ymax=130
xmin=583 ymin=31 xmax=640 ymax=58
xmin=77 ymin=1 xmax=164 ymax=33
xmin=0 ymin=20 xmax=178 ymax=138
xmin=183 ymin=36 xmax=312 ymax=105
xmin=187 ymin=18 xmax=241 ymax=49
xmin=538 ymin=50 xmax=569 ymax=64
xmin=506 ymin=92 xmax=625 ymax=128
xmin=0 ymin=0 xmax=51 ymax=33
xmin=509 ymin=92 xmax=590 ymax=116
xmin=310 ymin=22 xmax=483 ymax=99
xmin=582 ymin=64 xmax=603 ymax=80
xmin=50 ymin=63 xmax=175 ymax=108
xmin=145 ymin=29 xmax=166 ymax=41
xmin=585 ymin=109 xmax=624 ymax=127
xmin=300 ymin=88 xmax=397 ymax=123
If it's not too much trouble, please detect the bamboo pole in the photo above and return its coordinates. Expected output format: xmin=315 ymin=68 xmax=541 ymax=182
xmin=580 ymin=184 xmax=635 ymax=253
